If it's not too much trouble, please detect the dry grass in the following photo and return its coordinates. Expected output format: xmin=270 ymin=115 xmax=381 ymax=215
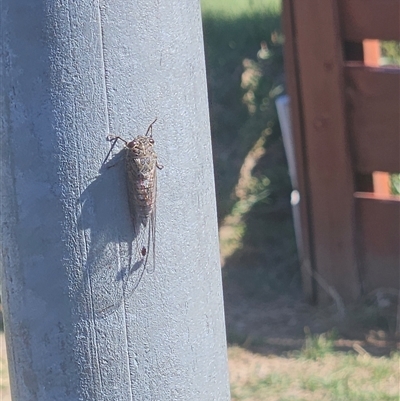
xmin=228 ymin=345 xmax=399 ymax=401
xmin=0 ymin=333 xmax=11 ymax=401
xmin=223 ymin=285 xmax=399 ymax=400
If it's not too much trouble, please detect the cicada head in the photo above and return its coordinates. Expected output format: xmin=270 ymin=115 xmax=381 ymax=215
xmin=126 ymin=136 xmax=155 ymax=158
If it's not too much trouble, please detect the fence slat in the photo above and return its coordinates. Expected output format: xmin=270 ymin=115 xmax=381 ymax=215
xmin=355 ymin=194 xmax=400 ymax=293
xmin=345 ymin=65 xmax=400 ymax=173
xmin=339 ymin=0 xmax=400 ymax=41
xmin=288 ymin=0 xmax=361 ymax=302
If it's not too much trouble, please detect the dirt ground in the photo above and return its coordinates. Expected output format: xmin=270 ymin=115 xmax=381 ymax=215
xmin=223 ymin=275 xmax=399 ymax=357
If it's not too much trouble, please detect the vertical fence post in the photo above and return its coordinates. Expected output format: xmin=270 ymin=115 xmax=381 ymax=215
xmin=1 ymin=1 xmax=230 ymax=400
xmin=283 ymin=0 xmax=361 ymax=302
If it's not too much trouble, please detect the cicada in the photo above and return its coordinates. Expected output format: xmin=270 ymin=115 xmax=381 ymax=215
xmin=104 ymin=118 xmax=163 ymax=292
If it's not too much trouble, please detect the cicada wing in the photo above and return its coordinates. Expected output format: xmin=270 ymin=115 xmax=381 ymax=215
xmin=146 ymin=168 xmax=158 ymax=275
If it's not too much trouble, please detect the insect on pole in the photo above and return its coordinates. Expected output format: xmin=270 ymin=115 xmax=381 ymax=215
xmin=103 ymin=118 xmax=163 ymax=296
xmin=1 ymin=1 xmax=230 ymax=400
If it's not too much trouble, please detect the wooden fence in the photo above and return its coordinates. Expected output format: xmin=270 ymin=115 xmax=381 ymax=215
xmin=282 ymin=0 xmax=400 ymax=303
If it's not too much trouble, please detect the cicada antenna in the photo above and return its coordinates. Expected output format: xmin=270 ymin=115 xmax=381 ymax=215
xmin=145 ymin=118 xmax=158 ymax=137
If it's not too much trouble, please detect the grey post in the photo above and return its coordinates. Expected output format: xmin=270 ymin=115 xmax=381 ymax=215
xmin=1 ymin=1 xmax=230 ymax=400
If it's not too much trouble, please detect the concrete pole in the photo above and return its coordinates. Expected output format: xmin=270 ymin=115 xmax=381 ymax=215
xmin=1 ymin=1 xmax=230 ymax=400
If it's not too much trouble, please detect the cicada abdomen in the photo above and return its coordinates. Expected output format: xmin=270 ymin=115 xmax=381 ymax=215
xmin=125 ymin=121 xmax=158 ymax=234
xmin=125 ymin=119 xmax=163 ymax=277
xmin=104 ymin=118 xmax=162 ymax=292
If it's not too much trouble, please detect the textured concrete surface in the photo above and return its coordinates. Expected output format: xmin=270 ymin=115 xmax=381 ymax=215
xmin=1 ymin=1 xmax=230 ymax=400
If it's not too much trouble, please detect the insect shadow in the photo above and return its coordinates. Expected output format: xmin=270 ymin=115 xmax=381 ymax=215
xmin=78 ymin=152 xmax=150 ymax=318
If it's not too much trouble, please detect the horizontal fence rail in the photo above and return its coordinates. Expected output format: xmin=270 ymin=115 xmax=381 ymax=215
xmin=339 ymin=0 xmax=400 ymax=42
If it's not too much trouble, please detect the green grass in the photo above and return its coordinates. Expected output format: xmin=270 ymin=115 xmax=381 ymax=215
xmin=298 ymin=329 xmax=336 ymax=360
xmin=201 ymin=0 xmax=281 ymax=18
xmin=381 ymin=41 xmax=400 ymax=66
xmin=201 ymin=0 xmax=295 ymax=281
xmin=229 ymin=345 xmax=400 ymax=401
xmin=229 ymin=325 xmax=399 ymax=400
xmin=298 ymin=353 xmax=400 ymax=401
xmin=201 ymin=0 xmax=283 ymax=218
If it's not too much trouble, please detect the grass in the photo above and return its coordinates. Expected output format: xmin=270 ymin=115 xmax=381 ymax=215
xmin=299 ymin=328 xmax=336 ymax=360
xmin=381 ymin=41 xmax=400 ymax=66
xmin=229 ymin=341 xmax=400 ymax=401
xmin=201 ymin=0 xmax=281 ymax=18
xmin=0 ymin=334 xmax=10 ymax=401
xmin=201 ymin=0 xmax=297 ymax=289
xmin=201 ymin=0 xmax=283 ymax=220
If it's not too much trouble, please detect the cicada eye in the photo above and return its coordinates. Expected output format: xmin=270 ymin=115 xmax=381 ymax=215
xmin=149 ymin=138 xmax=154 ymax=144
xmin=127 ymin=141 xmax=135 ymax=148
